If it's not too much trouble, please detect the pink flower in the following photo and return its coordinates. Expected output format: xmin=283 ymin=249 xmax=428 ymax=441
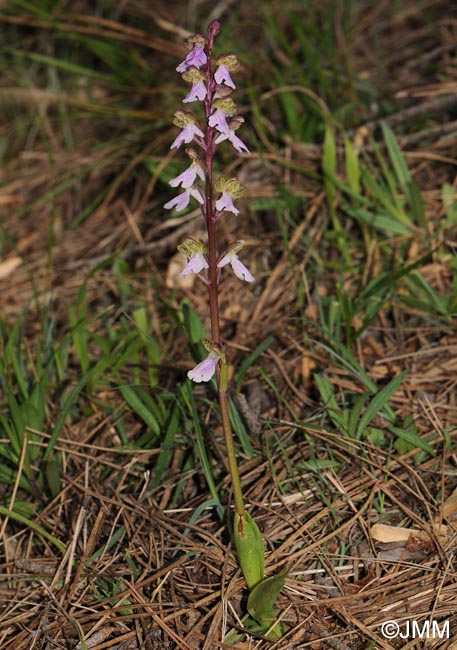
xmin=171 ymin=122 xmax=204 ymax=149
xmin=177 ymin=238 xmax=208 ymax=277
xmin=214 ymin=176 xmax=245 ymax=216
xmin=182 ymin=68 xmax=207 ymax=103
xmin=179 ymin=252 xmax=208 ymax=278
xmin=215 ymin=191 xmax=239 ymax=215
xmin=176 ymin=35 xmax=207 ymax=73
xmin=217 ymin=241 xmax=255 ymax=282
xmin=177 ymin=47 xmax=207 ymax=72
xmin=215 ymin=128 xmax=250 ymax=154
xmin=215 ymin=64 xmax=235 ymax=89
xmin=164 ymin=188 xmax=203 ymax=211
xmin=214 ymin=54 xmax=239 ymax=89
xmin=187 ymin=352 xmax=219 ymax=382
xmin=183 ymin=80 xmax=207 ymax=103
xmin=169 ymin=161 xmax=205 ymax=189
xmin=208 ymin=109 xmax=229 ymax=133
xmin=208 ymin=98 xmax=237 ymax=134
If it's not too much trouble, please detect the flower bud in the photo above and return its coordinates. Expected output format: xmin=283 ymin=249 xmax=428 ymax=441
xmin=227 ymin=116 xmax=244 ymax=131
xmin=214 ymin=84 xmax=234 ymax=99
xmin=208 ymin=20 xmax=221 ymax=40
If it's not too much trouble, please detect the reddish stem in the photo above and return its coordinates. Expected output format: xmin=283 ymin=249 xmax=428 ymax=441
xmin=202 ymin=23 xmax=246 ymax=517
xmin=203 ymin=38 xmax=221 ymax=347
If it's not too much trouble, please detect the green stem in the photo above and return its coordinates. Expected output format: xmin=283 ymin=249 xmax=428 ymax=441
xmin=219 ymin=360 xmax=245 ymax=516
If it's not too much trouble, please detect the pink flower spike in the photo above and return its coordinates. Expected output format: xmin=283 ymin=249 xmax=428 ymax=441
xmin=183 ymin=80 xmax=207 ymax=103
xmin=215 ymin=191 xmax=239 ymax=215
xmin=187 ymin=352 xmax=219 ymax=383
xmin=171 ymin=122 xmax=204 ymax=149
xmin=169 ymin=161 xmax=205 ymax=189
xmin=179 ymin=253 xmax=208 ymax=278
xmin=215 ymin=64 xmax=236 ymax=89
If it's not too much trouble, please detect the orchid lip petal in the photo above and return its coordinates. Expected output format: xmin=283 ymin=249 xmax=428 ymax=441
xmin=215 ymin=65 xmax=236 ymax=89
xmin=217 ymin=251 xmax=254 ymax=282
xmin=164 ymin=187 xmax=203 ymax=212
xmin=179 ymin=253 xmax=208 ymax=277
xmin=231 ymin=257 xmax=255 ymax=282
xmin=177 ymin=47 xmax=207 ymax=73
xmin=215 ymin=192 xmax=239 ymax=215
xmin=187 ymin=352 xmax=219 ymax=383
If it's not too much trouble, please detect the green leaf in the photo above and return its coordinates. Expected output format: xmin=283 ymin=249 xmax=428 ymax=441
xmin=181 ymin=384 xmax=221 ymax=507
xmin=150 ymin=403 xmax=179 ymax=488
xmin=342 ymin=204 xmax=413 ymax=235
xmin=181 ymin=302 xmax=207 ymax=363
xmin=228 ymin=397 xmax=255 ymax=458
xmin=323 ymin=124 xmax=336 ymax=178
xmin=356 ymin=372 xmax=406 ymax=438
xmin=347 ymin=393 xmax=369 ymax=437
xmin=382 ymin=123 xmax=410 ymax=191
xmin=234 ymin=510 xmax=265 ymax=590
xmin=407 ymin=180 xmax=427 ymax=228
xmin=391 ymin=425 xmax=435 ymax=455
xmin=314 ymin=375 xmax=347 ymax=431
xmin=405 ymin=272 xmax=450 ymax=318
xmin=181 ymin=302 xmax=206 ymax=345
xmin=44 ymin=370 xmax=96 ymax=462
xmin=45 ymin=456 xmax=62 ymax=498
xmin=360 ymin=166 xmax=411 ymax=225
xmin=442 ymin=183 xmax=457 ymax=224
xmin=120 ymin=386 xmax=160 ymax=436
xmin=344 ymin=135 xmax=360 ymax=194
xmin=235 ymin=336 xmax=274 ymax=392
xmin=0 ymin=505 xmax=66 ymax=554
xmin=247 ymin=566 xmax=289 ymax=638
xmin=86 ymin=526 xmax=126 ymax=563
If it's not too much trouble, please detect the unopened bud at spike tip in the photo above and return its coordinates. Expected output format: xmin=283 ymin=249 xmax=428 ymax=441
xmin=208 ymin=20 xmax=221 ymax=40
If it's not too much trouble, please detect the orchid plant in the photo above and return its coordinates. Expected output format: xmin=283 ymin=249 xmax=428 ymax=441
xmin=165 ymin=21 xmax=287 ymax=639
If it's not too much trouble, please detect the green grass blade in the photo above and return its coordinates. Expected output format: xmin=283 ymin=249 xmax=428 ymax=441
xmin=0 ymin=505 xmax=66 ymax=554
xmin=356 ymin=372 xmax=406 ymax=438
xmin=150 ymin=403 xmax=179 ymax=488
xmin=43 ymin=371 xmax=94 ymax=462
xmin=381 ymin=122 xmax=410 ymax=191
xmin=344 ymin=134 xmax=360 ymax=194
xmin=314 ymin=374 xmax=348 ymax=432
xmin=228 ymin=397 xmax=255 ymax=458
xmin=234 ymin=336 xmax=274 ymax=393
xmin=181 ymin=384 xmax=221 ymax=507
xmin=119 ymin=385 xmax=160 ymax=437
xmin=390 ymin=426 xmax=435 ymax=455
